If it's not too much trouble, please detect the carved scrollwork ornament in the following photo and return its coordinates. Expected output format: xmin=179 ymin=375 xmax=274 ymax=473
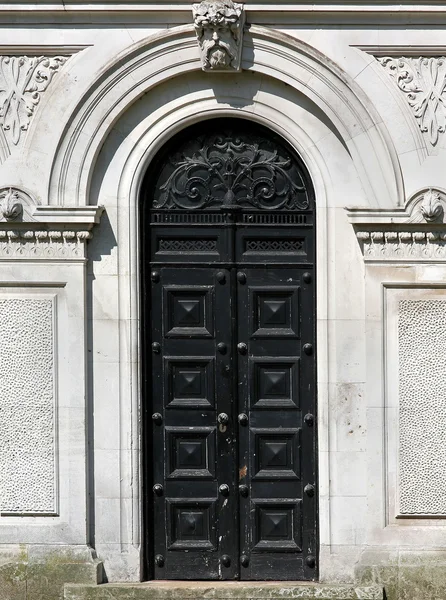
xmin=153 ymin=129 xmax=310 ymax=211
xmin=407 ymin=188 xmax=446 ymax=224
xmin=193 ymin=1 xmax=245 ymax=72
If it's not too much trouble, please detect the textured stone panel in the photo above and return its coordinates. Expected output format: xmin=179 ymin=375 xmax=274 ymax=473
xmin=398 ymin=300 xmax=446 ymax=515
xmin=0 ymin=298 xmax=56 ymax=514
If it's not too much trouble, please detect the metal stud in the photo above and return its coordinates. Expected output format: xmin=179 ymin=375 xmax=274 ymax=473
xmin=304 ymin=413 xmax=315 ymax=427
xmin=217 ymin=342 xmax=228 ymax=355
xmin=303 ymin=343 xmax=313 ymax=355
xmin=303 ymin=272 xmax=312 ymax=284
xmin=221 ymin=555 xmax=231 ymax=567
xmin=218 ymin=412 xmax=229 ymax=425
xmin=219 ymin=484 xmax=230 ymax=497
xmin=240 ymin=554 xmax=249 ymax=567
xmin=151 ymin=271 xmax=160 ymax=283
xmin=153 ymin=484 xmax=164 ymax=496
xmin=152 ymin=342 xmax=161 ymax=354
xmin=304 ymin=484 xmax=315 ymax=497
xmin=239 ymin=485 xmax=249 ymax=498
xmin=155 ymin=554 xmax=165 ymax=567
xmin=238 ymin=413 xmax=248 ymax=426
xmin=237 ymin=342 xmax=248 ymax=355
xmin=237 ymin=272 xmax=246 ymax=284
xmin=152 ymin=413 xmax=163 ymax=425
xmin=216 ymin=271 xmax=226 ymax=284
xmin=305 ymin=555 xmax=316 ymax=569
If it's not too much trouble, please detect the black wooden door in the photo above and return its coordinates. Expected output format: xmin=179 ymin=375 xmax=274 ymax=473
xmin=142 ymin=119 xmax=317 ymax=581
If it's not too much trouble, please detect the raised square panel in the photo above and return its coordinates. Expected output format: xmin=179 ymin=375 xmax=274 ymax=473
xmin=252 ymin=428 xmax=300 ymax=480
xmin=164 ymin=286 xmax=214 ymax=338
xmin=166 ymin=427 xmax=216 ymax=479
xmin=251 ymin=358 xmax=300 ymax=409
xmin=167 ymin=499 xmax=217 ymax=550
xmin=252 ymin=499 xmax=302 ymax=551
xmin=250 ymin=288 xmax=299 ymax=338
xmin=165 ymin=358 xmax=214 ymax=408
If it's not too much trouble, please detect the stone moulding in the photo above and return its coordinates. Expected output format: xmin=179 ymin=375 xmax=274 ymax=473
xmin=348 ymin=187 xmax=446 ymax=261
xmin=0 ymin=192 xmax=103 ymax=260
xmin=193 ymin=0 xmax=245 ymax=71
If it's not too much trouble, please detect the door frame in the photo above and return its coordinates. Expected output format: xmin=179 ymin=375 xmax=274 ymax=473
xmin=139 ymin=117 xmax=319 ymax=581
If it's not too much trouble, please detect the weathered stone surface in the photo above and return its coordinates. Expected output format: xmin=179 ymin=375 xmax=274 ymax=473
xmin=63 ymin=583 xmax=383 ymax=600
xmin=0 ymin=546 xmax=101 ymax=600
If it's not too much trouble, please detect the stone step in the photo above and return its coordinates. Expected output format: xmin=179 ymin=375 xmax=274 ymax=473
xmin=64 ymin=582 xmax=384 ymax=600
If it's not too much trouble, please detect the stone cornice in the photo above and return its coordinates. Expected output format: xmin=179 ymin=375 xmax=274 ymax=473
xmin=348 ymin=188 xmax=446 ymax=262
xmin=0 ymin=189 xmax=103 ymax=260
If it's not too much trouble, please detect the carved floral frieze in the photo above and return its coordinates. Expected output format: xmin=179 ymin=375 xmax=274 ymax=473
xmin=0 ymin=230 xmax=92 ymax=259
xmin=0 ymin=55 xmax=67 ymax=147
xmin=193 ymin=1 xmax=245 ymax=71
xmin=377 ymin=56 xmax=446 ymax=147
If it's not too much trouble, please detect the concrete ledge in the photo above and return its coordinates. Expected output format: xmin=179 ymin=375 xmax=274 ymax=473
xmin=64 ymin=582 xmax=384 ymax=600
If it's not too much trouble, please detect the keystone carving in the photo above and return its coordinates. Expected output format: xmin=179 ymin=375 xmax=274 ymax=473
xmin=377 ymin=56 xmax=446 ymax=147
xmin=0 ymin=56 xmax=67 ymax=146
xmin=193 ymin=1 xmax=245 ymax=72
xmin=0 ymin=187 xmax=37 ymax=222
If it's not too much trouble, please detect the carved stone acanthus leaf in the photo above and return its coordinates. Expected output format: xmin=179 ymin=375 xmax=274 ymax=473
xmin=193 ymin=1 xmax=245 ymax=72
xmin=0 ymin=55 xmax=67 ymax=146
xmin=407 ymin=188 xmax=446 ymax=224
xmin=0 ymin=186 xmax=38 ymax=222
xmin=377 ymin=56 xmax=446 ymax=146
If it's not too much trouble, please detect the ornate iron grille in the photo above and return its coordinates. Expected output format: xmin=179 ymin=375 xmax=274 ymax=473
xmin=146 ymin=119 xmax=313 ymax=213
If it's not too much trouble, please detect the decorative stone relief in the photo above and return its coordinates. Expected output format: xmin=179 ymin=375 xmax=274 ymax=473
xmin=0 ymin=230 xmax=92 ymax=259
xmin=406 ymin=188 xmax=446 ymax=224
xmin=377 ymin=56 xmax=446 ymax=146
xmin=356 ymin=230 xmax=446 ymax=260
xmin=0 ymin=298 xmax=56 ymax=514
xmin=398 ymin=300 xmax=446 ymax=515
xmin=0 ymin=187 xmax=38 ymax=222
xmin=0 ymin=55 xmax=67 ymax=147
xmin=193 ymin=1 xmax=245 ymax=71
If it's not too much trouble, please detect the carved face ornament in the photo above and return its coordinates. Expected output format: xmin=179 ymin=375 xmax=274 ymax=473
xmin=193 ymin=1 xmax=244 ymax=70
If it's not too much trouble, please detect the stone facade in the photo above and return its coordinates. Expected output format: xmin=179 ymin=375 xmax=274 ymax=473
xmin=1 ymin=2 xmax=446 ymax=600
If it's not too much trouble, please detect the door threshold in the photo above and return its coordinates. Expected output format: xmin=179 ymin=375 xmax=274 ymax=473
xmin=65 ymin=581 xmax=384 ymax=600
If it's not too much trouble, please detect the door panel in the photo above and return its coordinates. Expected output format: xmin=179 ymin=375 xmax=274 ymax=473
xmin=151 ymin=267 xmax=238 ymax=580
xmin=237 ymin=268 xmax=316 ymax=580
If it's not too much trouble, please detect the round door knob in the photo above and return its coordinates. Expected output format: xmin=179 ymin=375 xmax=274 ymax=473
xmin=153 ymin=484 xmax=164 ymax=496
xmin=152 ymin=413 xmax=163 ymax=425
xmin=237 ymin=342 xmax=248 ymax=355
xmin=304 ymin=484 xmax=315 ymax=497
xmin=239 ymin=485 xmax=249 ymax=498
xmin=217 ymin=342 xmax=228 ymax=355
xmin=216 ymin=271 xmax=226 ymax=284
xmin=219 ymin=484 xmax=230 ymax=496
xmin=218 ymin=413 xmax=229 ymax=425
xmin=221 ymin=555 xmax=231 ymax=567
xmin=237 ymin=272 xmax=246 ymax=284
xmin=151 ymin=271 xmax=160 ymax=283
xmin=238 ymin=413 xmax=248 ymax=426
xmin=152 ymin=342 xmax=161 ymax=354
xmin=304 ymin=413 xmax=314 ymax=427
xmin=240 ymin=554 xmax=249 ymax=567
xmin=303 ymin=272 xmax=312 ymax=284
xmin=303 ymin=343 xmax=313 ymax=356
xmin=155 ymin=554 xmax=165 ymax=567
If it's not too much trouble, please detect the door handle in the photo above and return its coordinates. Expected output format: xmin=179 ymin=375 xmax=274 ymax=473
xmin=219 ymin=484 xmax=230 ymax=496
xmin=237 ymin=342 xmax=248 ymax=355
xmin=218 ymin=413 xmax=229 ymax=425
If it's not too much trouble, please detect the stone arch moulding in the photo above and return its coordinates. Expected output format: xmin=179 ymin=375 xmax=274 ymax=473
xmin=44 ymin=24 xmax=404 ymax=209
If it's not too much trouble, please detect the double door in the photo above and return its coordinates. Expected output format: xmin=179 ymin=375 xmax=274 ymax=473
xmin=148 ymin=258 xmax=317 ymax=580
